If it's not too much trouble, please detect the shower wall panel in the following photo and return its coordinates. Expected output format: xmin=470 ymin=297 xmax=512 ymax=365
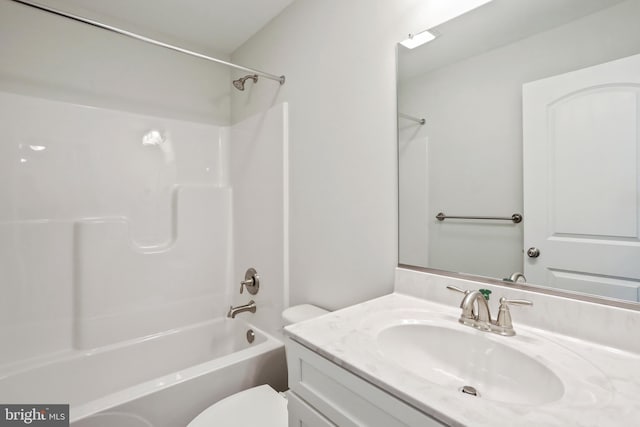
xmin=0 ymin=92 xmax=231 ymax=365
xmin=231 ymin=103 xmax=289 ymax=336
xmin=74 ymin=186 xmax=232 ymax=349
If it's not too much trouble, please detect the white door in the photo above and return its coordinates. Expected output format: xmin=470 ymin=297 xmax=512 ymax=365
xmin=523 ymin=53 xmax=640 ymax=302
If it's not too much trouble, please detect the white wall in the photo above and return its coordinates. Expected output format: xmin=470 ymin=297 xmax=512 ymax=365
xmin=398 ymin=0 xmax=640 ymax=280
xmin=0 ymin=0 xmax=231 ymax=124
xmin=230 ymin=0 xmax=490 ymax=310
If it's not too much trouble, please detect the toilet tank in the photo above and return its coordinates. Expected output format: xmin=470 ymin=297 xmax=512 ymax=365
xmin=282 ymin=304 xmax=328 ymax=326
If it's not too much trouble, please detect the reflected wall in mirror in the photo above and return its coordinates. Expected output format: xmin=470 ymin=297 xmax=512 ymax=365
xmin=398 ymin=0 xmax=640 ymax=303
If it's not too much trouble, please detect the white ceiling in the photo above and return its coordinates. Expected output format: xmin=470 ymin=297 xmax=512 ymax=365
xmin=34 ymin=0 xmax=295 ymax=56
xmin=398 ymin=0 xmax=627 ymax=81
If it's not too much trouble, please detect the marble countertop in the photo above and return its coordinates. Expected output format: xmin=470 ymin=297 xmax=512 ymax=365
xmin=284 ymin=292 xmax=640 ymax=427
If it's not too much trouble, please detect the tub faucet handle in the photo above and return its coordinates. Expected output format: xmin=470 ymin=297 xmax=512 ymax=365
xmin=240 ymin=268 xmax=260 ymax=295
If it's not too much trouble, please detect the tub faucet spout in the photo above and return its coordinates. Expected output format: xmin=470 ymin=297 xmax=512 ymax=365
xmin=227 ymin=300 xmax=257 ymax=318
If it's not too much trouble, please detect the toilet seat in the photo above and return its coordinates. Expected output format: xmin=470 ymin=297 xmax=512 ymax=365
xmin=187 ymin=385 xmax=287 ymax=427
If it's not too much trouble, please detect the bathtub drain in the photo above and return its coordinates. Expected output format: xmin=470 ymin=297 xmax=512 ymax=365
xmin=246 ymin=329 xmax=255 ymax=344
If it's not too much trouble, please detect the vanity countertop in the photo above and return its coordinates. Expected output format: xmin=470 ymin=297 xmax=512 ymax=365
xmin=284 ymin=292 xmax=640 ymax=427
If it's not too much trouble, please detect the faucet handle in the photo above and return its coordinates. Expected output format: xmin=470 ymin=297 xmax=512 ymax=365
xmin=494 ymin=297 xmax=533 ymax=336
xmin=446 ymin=285 xmax=470 ymax=294
xmin=240 ymin=278 xmax=253 ymax=293
xmin=499 ymin=297 xmax=533 ymax=307
xmin=240 ymin=268 xmax=260 ymax=295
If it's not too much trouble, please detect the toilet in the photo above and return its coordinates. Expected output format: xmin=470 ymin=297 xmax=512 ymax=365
xmin=187 ymin=304 xmax=329 ymax=427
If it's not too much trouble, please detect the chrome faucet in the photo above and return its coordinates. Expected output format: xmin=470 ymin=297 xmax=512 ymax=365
xmin=227 ymin=300 xmax=257 ymax=318
xmin=447 ymin=286 xmax=532 ymax=336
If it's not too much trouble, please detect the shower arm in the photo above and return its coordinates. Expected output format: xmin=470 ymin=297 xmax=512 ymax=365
xmin=9 ymin=0 xmax=286 ymax=85
xmin=398 ymin=113 xmax=426 ymax=125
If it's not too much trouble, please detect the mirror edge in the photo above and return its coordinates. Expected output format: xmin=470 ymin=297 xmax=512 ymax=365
xmin=399 ymin=264 xmax=640 ymax=312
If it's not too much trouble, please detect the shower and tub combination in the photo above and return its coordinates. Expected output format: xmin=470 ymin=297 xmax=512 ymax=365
xmin=0 ymin=1 xmax=290 ymax=425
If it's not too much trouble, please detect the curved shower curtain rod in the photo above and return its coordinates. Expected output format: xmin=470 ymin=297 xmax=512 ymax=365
xmin=9 ymin=0 xmax=286 ymax=85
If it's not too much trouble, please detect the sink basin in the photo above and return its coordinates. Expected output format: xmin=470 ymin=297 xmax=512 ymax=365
xmin=377 ymin=323 xmax=565 ymax=405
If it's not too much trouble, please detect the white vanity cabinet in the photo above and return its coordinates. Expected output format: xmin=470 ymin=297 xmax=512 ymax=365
xmin=285 ymin=337 xmax=447 ymax=427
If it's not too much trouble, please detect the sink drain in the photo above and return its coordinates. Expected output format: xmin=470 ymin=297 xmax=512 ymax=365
xmin=460 ymin=385 xmax=479 ymax=397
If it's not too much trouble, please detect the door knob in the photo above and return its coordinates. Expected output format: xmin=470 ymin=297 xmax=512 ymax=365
xmin=526 ymin=247 xmax=540 ymax=258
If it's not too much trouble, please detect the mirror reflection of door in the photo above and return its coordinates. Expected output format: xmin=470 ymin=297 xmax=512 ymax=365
xmin=523 ymin=53 xmax=640 ymax=302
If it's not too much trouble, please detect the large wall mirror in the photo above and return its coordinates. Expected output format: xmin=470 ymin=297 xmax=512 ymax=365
xmin=398 ymin=0 xmax=640 ymax=305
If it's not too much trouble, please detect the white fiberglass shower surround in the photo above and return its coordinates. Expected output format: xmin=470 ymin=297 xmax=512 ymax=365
xmin=0 ymin=1 xmax=289 ymax=425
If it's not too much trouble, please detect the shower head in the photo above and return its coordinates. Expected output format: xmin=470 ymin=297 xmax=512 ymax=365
xmin=232 ymin=74 xmax=258 ymax=91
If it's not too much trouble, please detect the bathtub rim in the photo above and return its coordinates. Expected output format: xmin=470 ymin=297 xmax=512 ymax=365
xmin=0 ymin=316 xmax=269 ymax=378
xmin=70 ymin=317 xmax=283 ymax=422
xmin=0 ymin=317 xmax=283 ymax=423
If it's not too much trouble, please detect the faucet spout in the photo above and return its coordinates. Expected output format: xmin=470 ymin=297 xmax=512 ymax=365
xmin=459 ymin=290 xmax=491 ymax=330
xmin=227 ymin=300 xmax=257 ymax=318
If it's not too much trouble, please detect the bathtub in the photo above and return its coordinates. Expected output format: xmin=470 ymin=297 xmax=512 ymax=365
xmin=0 ymin=318 xmax=287 ymax=427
